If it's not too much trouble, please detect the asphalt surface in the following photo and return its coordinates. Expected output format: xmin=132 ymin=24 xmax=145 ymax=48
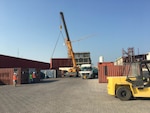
xmin=0 ymin=78 xmax=150 ymax=113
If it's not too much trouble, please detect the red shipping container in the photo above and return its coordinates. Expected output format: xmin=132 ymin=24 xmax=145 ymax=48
xmin=0 ymin=68 xmax=21 ymax=85
xmin=50 ymin=58 xmax=73 ymax=70
xmin=98 ymin=62 xmax=114 ymax=66
xmin=98 ymin=62 xmax=124 ymax=83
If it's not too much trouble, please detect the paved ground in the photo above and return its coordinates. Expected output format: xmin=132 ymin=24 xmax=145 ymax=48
xmin=0 ymin=78 xmax=150 ymax=113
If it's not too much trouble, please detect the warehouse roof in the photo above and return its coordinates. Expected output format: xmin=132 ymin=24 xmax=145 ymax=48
xmin=0 ymin=54 xmax=50 ymax=69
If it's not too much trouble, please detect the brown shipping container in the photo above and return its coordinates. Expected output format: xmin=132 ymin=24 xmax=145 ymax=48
xmin=21 ymin=68 xmax=41 ymax=84
xmin=0 ymin=68 xmax=21 ymax=85
xmin=21 ymin=68 xmax=30 ymax=84
xmin=50 ymin=58 xmax=73 ymax=70
xmin=98 ymin=62 xmax=124 ymax=83
xmin=0 ymin=68 xmax=41 ymax=85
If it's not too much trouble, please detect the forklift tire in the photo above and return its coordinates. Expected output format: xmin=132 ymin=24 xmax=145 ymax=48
xmin=116 ymin=86 xmax=132 ymax=101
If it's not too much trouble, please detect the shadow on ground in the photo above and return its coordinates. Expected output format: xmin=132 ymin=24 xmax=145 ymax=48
xmin=136 ymin=97 xmax=150 ymax=101
xmin=130 ymin=97 xmax=150 ymax=101
xmin=38 ymin=79 xmax=59 ymax=84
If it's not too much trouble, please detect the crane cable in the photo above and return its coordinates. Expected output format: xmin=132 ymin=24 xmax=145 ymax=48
xmin=51 ymin=31 xmax=61 ymax=58
xmin=51 ymin=24 xmax=66 ymax=58
xmin=51 ymin=14 xmax=70 ymax=58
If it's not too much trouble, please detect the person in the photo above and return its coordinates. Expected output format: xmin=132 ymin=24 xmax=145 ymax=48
xmin=13 ymin=73 xmax=17 ymax=87
xmin=29 ymin=73 xmax=33 ymax=83
xmin=32 ymin=72 xmax=36 ymax=83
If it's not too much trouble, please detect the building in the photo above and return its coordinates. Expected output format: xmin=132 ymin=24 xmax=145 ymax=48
xmin=146 ymin=52 xmax=150 ymax=60
xmin=114 ymin=57 xmax=124 ymax=65
xmin=114 ymin=52 xmax=150 ymax=65
xmin=74 ymin=52 xmax=91 ymax=65
xmin=0 ymin=54 xmax=50 ymax=69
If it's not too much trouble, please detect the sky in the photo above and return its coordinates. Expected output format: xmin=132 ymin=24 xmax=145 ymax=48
xmin=0 ymin=0 xmax=150 ymax=66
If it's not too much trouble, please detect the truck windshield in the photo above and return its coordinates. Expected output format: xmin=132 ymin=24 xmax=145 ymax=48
xmin=81 ymin=67 xmax=92 ymax=71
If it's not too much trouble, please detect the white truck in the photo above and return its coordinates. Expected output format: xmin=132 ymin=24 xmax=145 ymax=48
xmin=79 ymin=64 xmax=98 ymax=79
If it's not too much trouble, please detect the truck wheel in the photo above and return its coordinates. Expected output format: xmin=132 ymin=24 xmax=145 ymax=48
xmin=116 ymin=86 xmax=132 ymax=101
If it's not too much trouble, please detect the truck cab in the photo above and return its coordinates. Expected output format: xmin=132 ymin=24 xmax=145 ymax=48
xmin=79 ymin=64 xmax=98 ymax=79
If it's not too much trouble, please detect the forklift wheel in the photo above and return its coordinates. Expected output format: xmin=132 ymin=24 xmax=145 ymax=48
xmin=116 ymin=86 xmax=132 ymax=101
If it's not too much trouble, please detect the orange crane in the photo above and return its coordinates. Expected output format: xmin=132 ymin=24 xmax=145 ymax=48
xmin=60 ymin=12 xmax=79 ymax=77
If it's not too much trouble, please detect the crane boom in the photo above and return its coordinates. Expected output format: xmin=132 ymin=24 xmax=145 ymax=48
xmin=60 ymin=12 xmax=77 ymax=68
xmin=60 ymin=12 xmax=70 ymax=41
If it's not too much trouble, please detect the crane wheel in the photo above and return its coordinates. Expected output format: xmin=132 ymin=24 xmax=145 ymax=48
xmin=82 ymin=75 xmax=86 ymax=79
xmin=83 ymin=75 xmax=87 ymax=79
xmin=116 ymin=86 xmax=132 ymax=101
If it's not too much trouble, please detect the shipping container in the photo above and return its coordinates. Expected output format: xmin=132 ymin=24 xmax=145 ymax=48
xmin=21 ymin=68 xmax=29 ymax=84
xmin=98 ymin=62 xmax=124 ymax=83
xmin=50 ymin=58 xmax=73 ymax=70
xmin=0 ymin=68 xmax=21 ymax=85
xmin=98 ymin=62 xmax=114 ymax=66
xmin=21 ymin=68 xmax=41 ymax=84
xmin=0 ymin=68 xmax=41 ymax=85
xmin=56 ymin=70 xmax=63 ymax=78
xmin=40 ymin=69 xmax=56 ymax=78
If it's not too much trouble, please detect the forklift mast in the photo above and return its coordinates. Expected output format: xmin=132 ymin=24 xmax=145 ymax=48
xmin=126 ymin=60 xmax=150 ymax=87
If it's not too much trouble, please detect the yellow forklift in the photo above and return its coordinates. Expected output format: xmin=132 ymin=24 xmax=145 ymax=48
xmin=107 ymin=60 xmax=150 ymax=100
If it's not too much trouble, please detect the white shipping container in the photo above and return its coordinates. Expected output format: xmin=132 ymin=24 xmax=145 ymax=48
xmin=41 ymin=70 xmax=56 ymax=78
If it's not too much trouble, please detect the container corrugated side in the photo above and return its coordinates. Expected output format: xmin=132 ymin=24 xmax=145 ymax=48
xmin=98 ymin=64 xmax=124 ymax=83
